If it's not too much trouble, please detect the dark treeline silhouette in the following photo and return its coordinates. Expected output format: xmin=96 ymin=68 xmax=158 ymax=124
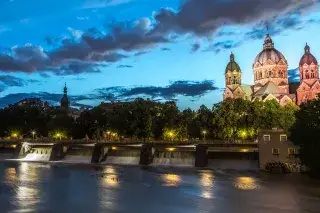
xmin=0 ymin=98 xmax=298 ymax=142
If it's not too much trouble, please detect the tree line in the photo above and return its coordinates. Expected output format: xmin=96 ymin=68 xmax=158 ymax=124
xmin=0 ymin=98 xmax=298 ymax=141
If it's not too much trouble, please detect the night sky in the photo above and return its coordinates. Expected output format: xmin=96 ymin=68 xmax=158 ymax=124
xmin=0 ymin=0 xmax=319 ymax=109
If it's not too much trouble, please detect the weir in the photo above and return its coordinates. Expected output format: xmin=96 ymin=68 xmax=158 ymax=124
xmin=18 ymin=142 xmax=54 ymax=162
xmin=61 ymin=144 xmax=94 ymax=163
xmin=102 ymin=145 xmax=142 ymax=165
xmin=152 ymin=148 xmax=195 ymax=167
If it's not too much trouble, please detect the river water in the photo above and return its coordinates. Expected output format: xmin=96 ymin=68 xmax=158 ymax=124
xmin=0 ymin=162 xmax=319 ymax=213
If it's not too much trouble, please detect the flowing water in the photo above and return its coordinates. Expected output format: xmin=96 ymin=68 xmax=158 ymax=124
xmin=0 ymin=162 xmax=319 ymax=213
xmin=104 ymin=150 xmax=140 ymax=165
xmin=152 ymin=151 xmax=195 ymax=166
xmin=22 ymin=148 xmax=52 ymax=162
xmin=62 ymin=148 xmax=93 ymax=163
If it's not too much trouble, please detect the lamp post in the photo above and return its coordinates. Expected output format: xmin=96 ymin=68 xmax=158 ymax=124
xmin=202 ymin=130 xmax=207 ymax=141
xmin=56 ymin=133 xmax=62 ymax=141
xmin=31 ymin=131 xmax=36 ymax=140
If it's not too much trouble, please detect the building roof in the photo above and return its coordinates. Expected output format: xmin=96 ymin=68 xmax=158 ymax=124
xmin=241 ymin=85 xmax=253 ymax=96
xmin=254 ymin=81 xmax=284 ymax=97
xmin=225 ymin=53 xmax=241 ymax=73
xmin=300 ymin=44 xmax=318 ymax=66
xmin=253 ymin=34 xmax=287 ymax=67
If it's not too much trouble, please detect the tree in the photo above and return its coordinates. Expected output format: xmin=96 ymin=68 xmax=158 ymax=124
xmin=290 ymin=98 xmax=320 ymax=175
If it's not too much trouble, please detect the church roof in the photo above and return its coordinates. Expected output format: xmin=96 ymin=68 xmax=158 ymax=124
xmin=299 ymin=43 xmax=318 ymax=66
xmin=225 ymin=53 xmax=241 ymax=73
xmin=254 ymin=81 xmax=284 ymax=97
xmin=241 ymin=85 xmax=253 ymax=96
xmin=253 ymin=34 xmax=287 ymax=67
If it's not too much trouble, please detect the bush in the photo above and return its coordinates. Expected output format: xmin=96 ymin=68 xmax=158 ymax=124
xmin=265 ymin=162 xmax=290 ymax=173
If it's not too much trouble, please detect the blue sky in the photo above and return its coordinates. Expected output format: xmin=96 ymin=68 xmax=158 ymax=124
xmin=0 ymin=0 xmax=320 ymax=109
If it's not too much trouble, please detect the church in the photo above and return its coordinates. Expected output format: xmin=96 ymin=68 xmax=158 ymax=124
xmin=223 ymin=33 xmax=320 ymax=106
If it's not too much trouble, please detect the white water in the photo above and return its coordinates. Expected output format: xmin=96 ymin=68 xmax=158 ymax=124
xmin=152 ymin=151 xmax=195 ymax=167
xmin=152 ymin=158 xmax=195 ymax=167
xmin=104 ymin=156 xmax=140 ymax=165
xmin=62 ymin=155 xmax=92 ymax=163
xmin=23 ymin=153 xmax=51 ymax=161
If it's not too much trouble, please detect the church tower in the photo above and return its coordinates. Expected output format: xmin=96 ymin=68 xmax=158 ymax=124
xmin=225 ymin=53 xmax=241 ymax=86
xmin=296 ymin=43 xmax=320 ymax=105
xmin=60 ymin=83 xmax=70 ymax=110
xmin=223 ymin=53 xmax=247 ymax=100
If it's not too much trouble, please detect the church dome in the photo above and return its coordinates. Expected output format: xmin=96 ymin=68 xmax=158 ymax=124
xmin=225 ymin=53 xmax=241 ymax=73
xmin=299 ymin=43 xmax=318 ymax=66
xmin=253 ymin=34 xmax=287 ymax=67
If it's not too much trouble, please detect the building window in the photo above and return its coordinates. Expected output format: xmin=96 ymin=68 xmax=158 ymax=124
xmin=311 ymin=70 xmax=315 ymax=78
xmin=272 ymin=148 xmax=280 ymax=155
xmin=288 ymin=148 xmax=296 ymax=155
xmin=263 ymin=135 xmax=270 ymax=142
xmin=259 ymin=72 xmax=262 ymax=79
xmin=280 ymin=134 xmax=287 ymax=142
xmin=306 ymin=71 xmax=310 ymax=79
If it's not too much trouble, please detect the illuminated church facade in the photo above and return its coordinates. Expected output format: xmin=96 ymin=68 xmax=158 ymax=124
xmin=223 ymin=33 xmax=320 ymax=106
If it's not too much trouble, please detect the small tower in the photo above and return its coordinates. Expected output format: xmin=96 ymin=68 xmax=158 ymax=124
xmin=299 ymin=43 xmax=319 ymax=82
xmin=225 ymin=52 xmax=241 ymax=86
xmin=60 ymin=82 xmax=69 ymax=110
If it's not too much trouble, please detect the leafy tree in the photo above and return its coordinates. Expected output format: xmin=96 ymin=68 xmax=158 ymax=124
xmin=290 ymin=99 xmax=320 ymax=175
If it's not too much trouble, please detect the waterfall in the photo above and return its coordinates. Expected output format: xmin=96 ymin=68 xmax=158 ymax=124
xmin=62 ymin=147 xmax=93 ymax=163
xmin=22 ymin=147 xmax=52 ymax=162
xmin=103 ymin=149 xmax=141 ymax=165
xmin=152 ymin=151 xmax=195 ymax=167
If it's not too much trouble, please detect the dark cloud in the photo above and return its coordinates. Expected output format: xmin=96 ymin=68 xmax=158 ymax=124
xmin=119 ymin=80 xmax=218 ymax=100
xmin=134 ymin=51 xmax=150 ymax=56
xmin=116 ymin=65 xmax=133 ymax=68
xmin=204 ymin=40 xmax=242 ymax=53
xmin=0 ymin=75 xmax=39 ymax=92
xmin=0 ymin=80 xmax=219 ymax=108
xmin=161 ymin=47 xmax=171 ymax=51
xmin=151 ymin=0 xmax=316 ymax=36
xmin=190 ymin=43 xmax=200 ymax=53
xmin=288 ymin=68 xmax=300 ymax=83
xmin=245 ymin=14 xmax=305 ymax=40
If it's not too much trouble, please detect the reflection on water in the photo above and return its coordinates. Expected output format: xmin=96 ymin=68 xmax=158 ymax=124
xmin=234 ymin=176 xmax=259 ymax=190
xmin=101 ymin=166 xmax=120 ymax=188
xmin=0 ymin=163 xmax=319 ymax=213
xmin=199 ymin=171 xmax=214 ymax=199
xmin=161 ymin=174 xmax=182 ymax=187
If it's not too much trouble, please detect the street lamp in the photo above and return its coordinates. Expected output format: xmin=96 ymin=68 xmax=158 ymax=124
xmin=56 ymin=133 xmax=62 ymax=141
xmin=168 ymin=131 xmax=174 ymax=142
xmin=31 ymin=131 xmax=36 ymax=140
xmin=202 ymin=130 xmax=207 ymax=141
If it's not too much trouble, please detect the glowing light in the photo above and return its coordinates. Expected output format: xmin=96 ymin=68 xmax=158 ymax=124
xmin=241 ymin=149 xmax=249 ymax=152
xmin=11 ymin=144 xmax=16 ymax=148
xmin=199 ymin=171 xmax=214 ymax=199
xmin=111 ymin=146 xmax=117 ymax=150
xmin=202 ymin=130 xmax=207 ymax=134
xmin=161 ymin=174 xmax=181 ymax=187
xmin=106 ymin=131 xmax=110 ymax=134
xmin=234 ymin=177 xmax=259 ymax=190
xmin=166 ymin=147 xmax=176 ymax=152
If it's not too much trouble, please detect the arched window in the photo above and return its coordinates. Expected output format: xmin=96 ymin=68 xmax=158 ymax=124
xmin=233 ymin=76 xmax=237 ymax=84
xmin=268 ymin=71 xmax=272 ymax=78
xmin=311 ymin=70 xmax=315 ymax=78
xmin=306 ymin=71 xmax=310 ymax=79
xmin=259 ymin=72 xmax=262 ymax=79
xmin=228 ymin=77 xmax=231 ymax=85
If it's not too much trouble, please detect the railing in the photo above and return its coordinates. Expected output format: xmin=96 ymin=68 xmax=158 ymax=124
xmin=0 ymin=138 xmax=258 ymax=145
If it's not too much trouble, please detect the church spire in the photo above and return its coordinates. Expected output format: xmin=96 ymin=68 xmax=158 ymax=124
xmin=60 ymin=82 xmax=69 ymax=110
xmin=263 ymin=24 xmax=274 ymax=49
xmin=305 ymin=43 xmax=310 ymax=54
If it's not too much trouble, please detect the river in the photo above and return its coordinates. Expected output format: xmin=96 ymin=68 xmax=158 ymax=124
xmin=0 ymin=162 xmax=319 ymax=213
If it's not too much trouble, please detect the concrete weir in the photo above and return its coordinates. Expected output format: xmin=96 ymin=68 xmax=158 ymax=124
xmin=0 ymin=141 xmax=259 ymax=169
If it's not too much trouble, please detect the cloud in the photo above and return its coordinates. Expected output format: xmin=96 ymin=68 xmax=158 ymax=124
xmin=161 ymin=47 xmax=171 ymax=51
xmin=77 ymin=16 xmax=89 ymax=21
xmin=204 ymin=40 xmax=242 ymax=53
xmin=0 ymin=75 xmax=39 ymax=92
xmin=116 ymin=64 xmax=133 ymax=68
xmin=134 ymin=51 xmax=150 ymax=56
xmin=190 ymin=43 xmax=200 ymax=53
xmin=0 ymin=80 xmax=219 ymax=108
xmin=288 ymin=68 xmax=300 ymax=83
xmin=151 ymin=0 xmax=317 ymax=36
xmin=0 ymin=25 xmax=11 ymax=34
xmin=67 ymin=27 xmax=84 ymax=39
xmin=82 ymin=0 xmax=132 ymax=9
